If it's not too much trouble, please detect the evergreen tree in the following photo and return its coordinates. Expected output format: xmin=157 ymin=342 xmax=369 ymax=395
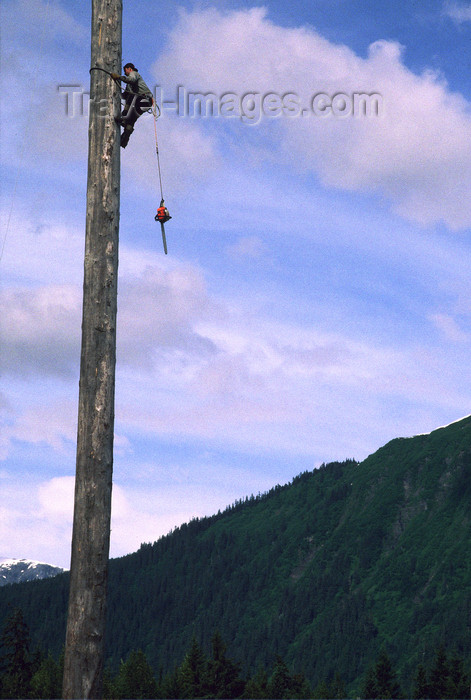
xmin=412 ymin=663 xmax=428 ymax=699
xmin=374 ymin=650 xmax=401 ymax=699
xmin=361 ymin=665 xmax=378 ymax=699
xmin=178 ymin=637 xmax=209 ymax=699
xmin=30 ymin=652 xmax=63 ymax=699
xmin=242 ymin=665 xmax=268 ymax=699
xmin=0 ymin=607 xmax=33 ymax=699
xmin=412 ymin=647 xmax=471 ymax=700
xmin=160 ymin=666 xmax=184 ymax=699
xmin=268 ymin=655 xmax=292 ymax=699
xmin=329 ymin=671 xmax=347 ymax=699
xmin=428 ymin=646 xmax=449 ymax=699
xmin=113 ymin=649 xmax=158 ymax=699
xmin=313 ymin=679 xmax=332 ymax=699
xmin=447 ymin=653 xmax=469 ymax=699
xmin=361 ymin=651 xmax=401 ymax=699
xmin=102 ymin=665 xmax=115 ymax=700
xmin=266 ymin=655 xmax=311 ymax=699
xmin=290 ymin=671 xmax=312 ymax=699
xmin=206 ymin=631 xmax=244 ymax=699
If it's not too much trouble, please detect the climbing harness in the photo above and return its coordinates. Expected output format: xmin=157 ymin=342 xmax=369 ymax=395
xmin=152 ymin=99 xmax=171 ymax=255
xmin=89 ymin=66 xmax=172 ymax=255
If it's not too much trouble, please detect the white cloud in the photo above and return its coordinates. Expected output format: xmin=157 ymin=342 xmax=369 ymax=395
xmin=3 ymin=214 xmax=469 ymax=461
xmin=443 ymin=1 xmax=471 ymax=23
xmin=25 ymin=85 xmax=89 ymax=164
xmin=0 ymin=477 xmax=72 ymax=568
xmin=0 ymin=397 xmax=77 ymax=461
xmin=0 ymin=2 xmax=88 ymax=148
xmin=0 ymin=285 xmax=82 ymax=376
xmin=2 ymin=0 xmax=87 ymax=49
xmin=0 ymin=211 xmax=84 ymax=286
xmin=115 ymin=311 xmax=413 ymax=457
xmin=430 ymin=312 xmax=469 ymax=342
xmin=37 ymin=475 xmax=130 ymax=526
xmin=0 ymin=220 xmax=213 ymax=379
xmin=0 ymin=474 xmax=149 ymax=568
xmin=2 ymin=201 xmax=471 ymax=466
xmin=118 ymin=262 xmax=216 ymax=369
xmin=153 ymin=7 xmax=471 ymax=229
xmin=121 ymin=112 xmax=222 ymax=196
xmin=226 ymin=235 xmax=266 ymax=260
xmin=38 ymin=475 xmax=75 ymax=522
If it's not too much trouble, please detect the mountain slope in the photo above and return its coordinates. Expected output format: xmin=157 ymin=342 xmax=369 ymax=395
xmin=1 ymin=416 xmax=470 ymax=693
xmin=0 ymin=559 xmax=64 ymax=586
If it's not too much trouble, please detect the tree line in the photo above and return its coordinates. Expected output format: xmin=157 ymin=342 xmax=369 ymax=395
xmin=1 ymin=608 xmax=470 ymax=699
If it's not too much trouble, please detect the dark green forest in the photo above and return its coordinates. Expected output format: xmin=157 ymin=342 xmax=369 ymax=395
xmin=1 ymin=415 xmax=471 ymax=697
xmin=1 ymin=608 xmax=469 ymax=698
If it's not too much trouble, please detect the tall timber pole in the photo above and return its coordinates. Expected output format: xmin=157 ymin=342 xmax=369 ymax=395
xmin=62 ymin=1 xmax=122 ymax=697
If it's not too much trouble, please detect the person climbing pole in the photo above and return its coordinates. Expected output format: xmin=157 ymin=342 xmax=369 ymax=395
xmin=111 ymin=63 xmax=153 ymax=148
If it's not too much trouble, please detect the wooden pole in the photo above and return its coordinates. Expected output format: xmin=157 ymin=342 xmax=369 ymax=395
xmin=62 ymin=1 xmax=122 ymax=697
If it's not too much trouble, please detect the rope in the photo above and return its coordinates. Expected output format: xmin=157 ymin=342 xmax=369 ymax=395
xmin=91 ymin=67 xmax=167 ymax=222
xmin=151 ymin=100 xmax=170 ymax=255
xmin=90 ymin=66 xmax=114 ymax=77
xmin=89 ymin=66 xmax=120 ymax=85
xmin=152 ymin=100 xmax=164 ymax=201
xmin=89 ymin=66 xmax=123 ymax=97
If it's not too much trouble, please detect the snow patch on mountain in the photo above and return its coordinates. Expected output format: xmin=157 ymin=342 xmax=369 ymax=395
xmin=0 ymin=558 xmax=65 ymax=586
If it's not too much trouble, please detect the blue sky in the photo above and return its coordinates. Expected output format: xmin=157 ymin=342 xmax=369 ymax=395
xmin=1 ymin=0 xmax=470 ymax=568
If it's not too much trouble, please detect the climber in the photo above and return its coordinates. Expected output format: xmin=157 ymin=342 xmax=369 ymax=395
xmin=111 ymin=63 xmax=153 ymax=148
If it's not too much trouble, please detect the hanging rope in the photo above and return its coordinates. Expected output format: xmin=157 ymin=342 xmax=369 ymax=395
xmin=152 ymin=99 xmax=164 ymax=201
xmin=90 ymin=67 xmax=170 ymax=253
xmin=151 ymin=100 xmax=171 ymax=255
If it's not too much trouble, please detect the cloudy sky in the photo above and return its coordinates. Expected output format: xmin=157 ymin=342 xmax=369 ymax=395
xmin=1 ymin=0 xmax=470 ymax=569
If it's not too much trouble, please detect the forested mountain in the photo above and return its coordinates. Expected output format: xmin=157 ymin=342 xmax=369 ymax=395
xmin=1 ymin=416 xmax=470 ymax=694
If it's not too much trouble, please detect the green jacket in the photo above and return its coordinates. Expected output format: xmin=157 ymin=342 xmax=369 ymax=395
xmin=120 ymin=70 xmax=152 ymax=99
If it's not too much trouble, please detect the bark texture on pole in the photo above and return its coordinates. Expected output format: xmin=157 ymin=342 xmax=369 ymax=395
xmin=62 ymin=2 xmax=122 ymax=698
